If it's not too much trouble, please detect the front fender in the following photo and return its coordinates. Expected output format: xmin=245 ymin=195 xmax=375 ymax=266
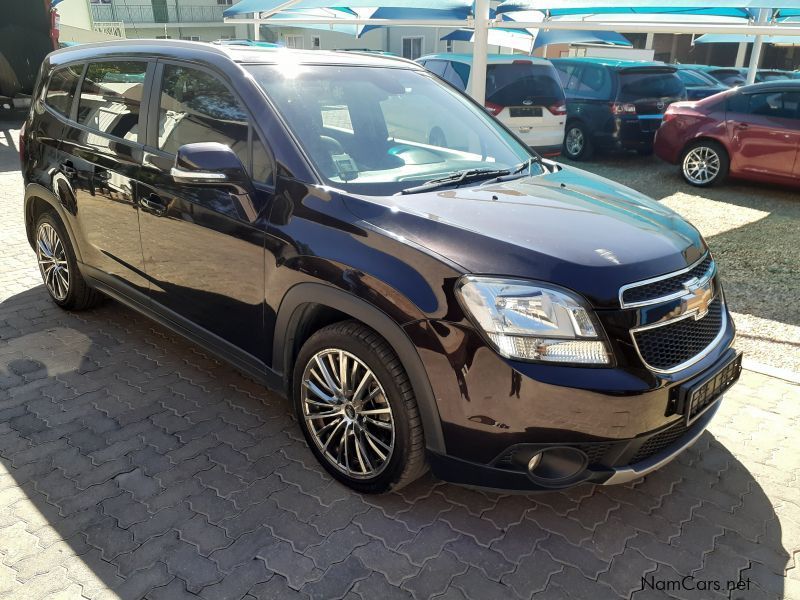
xmin=272 ymin=282 xmax=445 ymax=453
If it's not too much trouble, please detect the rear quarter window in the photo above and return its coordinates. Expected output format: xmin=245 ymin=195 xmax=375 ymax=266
xmin=77 ymin=61 xmax=148 ymax=142
xmin=45 ymin=65 xmax=83 ymax=117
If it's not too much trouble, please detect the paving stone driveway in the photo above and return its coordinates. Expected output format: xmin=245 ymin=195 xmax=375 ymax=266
xmin=1 ymin=119 xmax=799 ymax=600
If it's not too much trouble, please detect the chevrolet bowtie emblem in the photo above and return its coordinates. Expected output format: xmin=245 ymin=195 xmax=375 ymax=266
xmin=682 ymin=276 xmax=714 ymax=320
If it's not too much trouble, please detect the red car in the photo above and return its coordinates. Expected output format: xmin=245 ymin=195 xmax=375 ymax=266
xmin=654 ymin=81 xmax=800 ymax=187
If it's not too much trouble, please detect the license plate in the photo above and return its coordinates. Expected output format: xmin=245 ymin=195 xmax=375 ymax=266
xmin=677 ymin=352 xmax=742 ymax=425
xmin=510 ymin=106 xmax=542 ymax=118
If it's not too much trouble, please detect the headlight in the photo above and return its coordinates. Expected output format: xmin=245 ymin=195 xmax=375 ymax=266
xmin=455 ymin=276 xmax=611 ymax=365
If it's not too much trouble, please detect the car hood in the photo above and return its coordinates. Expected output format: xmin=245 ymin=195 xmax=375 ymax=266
xmin=343 ymin=163 xmax=706 ymax=308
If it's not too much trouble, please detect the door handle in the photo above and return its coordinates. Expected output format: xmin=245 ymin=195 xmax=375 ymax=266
xmin=139 ymin=194 xmax=167 ymax=216
xmin=59 ymin=162 xmax=76 ymax=178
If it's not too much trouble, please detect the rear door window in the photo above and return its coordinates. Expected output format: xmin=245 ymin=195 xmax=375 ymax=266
xmin=77 ymin=61 xmax=148 ymax=142
xmin=747 ymin=92 xmax=800 ymax=119
xmin=677 ymin=69 xmax=717 ymax=87
xmin=485 ymin=63 xmax=565 ymax=107
xmin=442 ymin=63 xmax=467 ymax=91
xmin=570 ymin=65 xmax=612 ymax=99
xmin=617 ymin=70 xmax=684 ymax=100
xmin=46 ymin=64 xmax=83 ymax=117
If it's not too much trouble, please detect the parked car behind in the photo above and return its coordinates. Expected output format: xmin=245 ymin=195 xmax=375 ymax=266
xmin=416 ymin=54 xmax=566 ymax=156
xmin=551 ymin=57 xmax=686 ymax=160
xmin=655 ymin=81 xmax=800 ymax=187
xmin=672 ymin=65 xmax=729 ymax=100
xmin=677 ymin=65 xmax=746 ymax=87
xmin=23 ymin=41 xmax=741 ymax=494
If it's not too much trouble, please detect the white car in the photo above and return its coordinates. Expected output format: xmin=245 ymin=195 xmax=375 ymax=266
xmin=416 ymin=54 xmax=567 ymax=157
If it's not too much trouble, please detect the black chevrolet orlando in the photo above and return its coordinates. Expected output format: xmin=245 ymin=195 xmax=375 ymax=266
xmin=21 ymin=41 xmax=741 ymax=493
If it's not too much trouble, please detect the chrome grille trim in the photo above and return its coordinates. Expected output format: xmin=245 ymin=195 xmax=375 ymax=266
xmin=630 ymin=296 xmax=727 ymax=374
xmin=619 ymin=253 xmax=714 ymax=309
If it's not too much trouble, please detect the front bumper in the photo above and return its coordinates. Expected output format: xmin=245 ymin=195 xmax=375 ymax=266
xmin=428 ymin=389 xmax=723 ymax=492
xmin=405 ymin=312 xmax=738 ymax=491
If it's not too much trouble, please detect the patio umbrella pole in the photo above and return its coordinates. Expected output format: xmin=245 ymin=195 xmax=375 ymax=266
xmin=470 ymin=0 xmax=490 ymax=105
xmin=746 ymin=7 xmax=770 ymax=84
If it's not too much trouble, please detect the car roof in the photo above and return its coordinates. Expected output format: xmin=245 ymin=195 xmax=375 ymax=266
xmin=550 ymin=57 xmax=675 ymax=70
xmin=735 ymin=79 xmax=800 ymax=93
xmin=48 ymin=39 xmax=422 ymax=70
xmin=418 ymin=53 xmax=552 ymax=66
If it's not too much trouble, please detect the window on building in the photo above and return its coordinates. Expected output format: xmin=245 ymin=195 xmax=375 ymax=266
xmin=45 ymin=64 xmax=83 ymax=117
xmin=156 ymin=35 xmax=173 ymax=39
xmin=181 ymin=36 xmax=200 ymax=41
xmin=446 ymin=39 xmax=454 ymax=53
xmin=285 ymin=35 xmax=304 ymax=49
xmin=77 ymin=61 xmax=147 ymax=142
xmin=312 ymin=36 xmax=321 ymax=50
xmin=216 ymin=0 xmax=233 ymax=5
xmin=402 ymin=37 xmax=423 ymax=60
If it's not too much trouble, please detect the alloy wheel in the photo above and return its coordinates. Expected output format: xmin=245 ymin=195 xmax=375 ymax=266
xmin=565 ymin=127 xmax=585 ymax=157
xmin=36 ymin=222 xmax=70 ymax=301
xmin=301 ymin=349 xmax=395 ymax=479
xmin=683 ymin=146 xmax=720 ymax=185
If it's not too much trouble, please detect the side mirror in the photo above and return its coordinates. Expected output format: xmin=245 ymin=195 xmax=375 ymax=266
xmin=171 ymin=142 xmax=248 ymax=187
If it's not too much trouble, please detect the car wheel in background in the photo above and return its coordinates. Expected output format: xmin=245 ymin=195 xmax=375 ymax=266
xmin=563 ymin=122 xmax=593 ymax=160
xmin=292 ymin=320 xmax=427 ymax=493
xmin=681 ymin=140 xmax=729 ymax=187
xmin=35 ymin=212 xmax=102 ymax=310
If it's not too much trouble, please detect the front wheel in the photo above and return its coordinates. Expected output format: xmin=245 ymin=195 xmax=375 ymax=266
xmin=292 ymin=321 xmax=426 ymax=493
xmin=681 ymin=141 xmax=729 ymax=187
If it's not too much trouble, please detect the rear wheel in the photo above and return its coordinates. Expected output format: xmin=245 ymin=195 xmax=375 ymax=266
xmin=35 ymin=212 xmax=101 ymax=310
xmin=563 ymin=123 xmax=593 ymax=160
xmin=293 ymin=321 xmax=426 ymax=493
xmin=681 ymin=140 xmax=729 ymax=187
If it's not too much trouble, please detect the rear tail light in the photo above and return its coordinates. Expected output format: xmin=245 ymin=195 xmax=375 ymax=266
xmin=610 ymin=102 xmax=637 ymax=115
xmin=547 ymin=103 xmax=567 ymax=116
xmin=512 ymin=59 xmax=533 ymax=65
xmin=662 ymin=111 xmax=678 ymax=123
xmin=485 ymin=101 xmax=504 ymax=116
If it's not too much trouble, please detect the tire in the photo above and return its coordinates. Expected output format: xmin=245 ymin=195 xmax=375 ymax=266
xmin=563 ymin=122 xmax=593 ymax=160
xmin=292 ymin=320 xmax=427 ymax=493
xmin=680 ymin=140 xmax=729 ymax=187
xmin=34 ymin=211 xmax=102 ymax=310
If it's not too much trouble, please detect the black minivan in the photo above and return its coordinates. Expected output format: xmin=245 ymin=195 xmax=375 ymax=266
xmin=21 ymin=41 xmax=740 ymax=493
xmin=552 ymin=58 xmax=687 ymax=160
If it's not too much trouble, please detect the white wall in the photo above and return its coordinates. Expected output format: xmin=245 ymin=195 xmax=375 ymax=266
xmin=57 ymin=0 xmax=92 ymax=29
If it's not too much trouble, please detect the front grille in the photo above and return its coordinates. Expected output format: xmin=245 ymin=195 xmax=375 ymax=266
xmin=622 ymin=255 xmax=713 ymax=306
xmin=630 ymin=419 xmax=689 ymax=464
xmin=633 ymin=299 xmax=723 ymax=371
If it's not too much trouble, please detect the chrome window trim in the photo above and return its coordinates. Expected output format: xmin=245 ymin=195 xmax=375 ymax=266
xmin=618 ymin=252 xmax=712 ymax=309
xmin=630 ymin=296 xmax=727 ymax=374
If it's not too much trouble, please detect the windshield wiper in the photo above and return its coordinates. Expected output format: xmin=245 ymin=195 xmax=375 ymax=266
xmin=511 ymin=156 xmax=542 ymax=175
xmin=397 ymin=167 xmax=511 ymax=195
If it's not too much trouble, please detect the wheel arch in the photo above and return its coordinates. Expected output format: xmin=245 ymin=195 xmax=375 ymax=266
xmin=273 ymin=282 xmax=445 ymax=453
xmin=684 ymin=135 xmax=731 ymax=161
xmin=24 ymin=183 xmax=83 ymax=262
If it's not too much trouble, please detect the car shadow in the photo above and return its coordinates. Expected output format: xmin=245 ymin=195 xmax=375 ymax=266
xmin=0 ymin=119 xmax=23 ymax=173
xmin=0 ymin=284 xmax=791 ymax=599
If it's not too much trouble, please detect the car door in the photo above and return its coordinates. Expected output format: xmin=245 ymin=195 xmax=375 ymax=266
xmin=727 ymin=90 xmax=800 ymax=179
xmin=137 ymin=60 xmax=274 ymax=362
xmin=59 ymin=59 xmax=152 ymax=295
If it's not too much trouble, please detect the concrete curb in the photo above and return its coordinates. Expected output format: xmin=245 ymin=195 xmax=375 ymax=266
xmin=743 ymin=358 xmax=800 ymax=385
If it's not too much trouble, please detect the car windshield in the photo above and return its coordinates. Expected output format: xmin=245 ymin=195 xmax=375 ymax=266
xmin=486 ymin=63 xmax=565 ymax=107
xmin=617 ymin=70 xmax=684 ymax=100
xmin=246 ymin=63 xmax=537 ymax=196
xmin=677 ymin=69 xmax=719 ymax=87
